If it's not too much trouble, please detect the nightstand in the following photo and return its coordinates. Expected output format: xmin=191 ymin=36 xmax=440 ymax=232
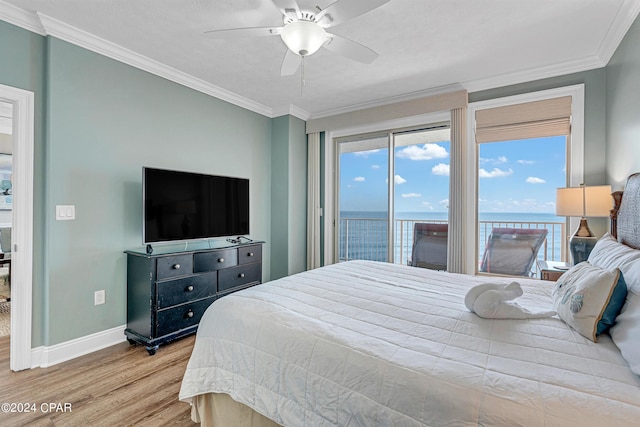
xmin=537 ymin=260 xmax=570 ymax=281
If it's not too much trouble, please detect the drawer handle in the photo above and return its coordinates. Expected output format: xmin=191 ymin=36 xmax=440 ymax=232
xmin=239 ymin=273 xmax=245 ymax=278
xmin=186 ymin=310 xmax=194 ymax=318
xmin=218 ymin=258 xmax=224 ymax=263
xmin=173 ymin=264 xmax=181 ymax=270
xmin=186 ymin=285 xmax=194 ymax=292
xmin=248 ymin=252 xmax=254 ymax=257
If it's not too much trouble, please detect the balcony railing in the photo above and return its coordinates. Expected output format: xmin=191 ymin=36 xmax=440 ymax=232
xmin=339 ymin=218 xmax=567 ymax=274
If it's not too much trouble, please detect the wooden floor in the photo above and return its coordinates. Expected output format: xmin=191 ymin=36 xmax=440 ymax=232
xmin=0 ymin=334 xmax=198 ymax=426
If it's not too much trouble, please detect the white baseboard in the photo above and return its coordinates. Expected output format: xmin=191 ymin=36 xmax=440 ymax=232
xmin=30 ymin=324 xmax=127 ymax=368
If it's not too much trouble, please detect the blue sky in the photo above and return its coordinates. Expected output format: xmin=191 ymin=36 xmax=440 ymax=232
xmin=340 ymin=135 xmax=566 ymax=213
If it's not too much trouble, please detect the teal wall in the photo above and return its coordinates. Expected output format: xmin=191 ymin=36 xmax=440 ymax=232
xmin=0 ymin=19 xmax=307 ymax=347
xmin=287 ymin=116 xmax=307 ymax=275
xmin=606 ymin=13 xmax=640 ymax=188
xmin=270 ymin=116 xmax=289 ymax=279
xmin=0 ymin=20 xmax=47 ymax=347
xmin=270 ymin=115 xmax=307 ymax=279
xmin=44 ymin=38 xmax=274 ymax=344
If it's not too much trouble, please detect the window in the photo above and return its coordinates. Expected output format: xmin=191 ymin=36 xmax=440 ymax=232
xmin=467 ymin=85 xmax=585 ymax=276
xmin=477 ymin=136 xmax=568 ymax=273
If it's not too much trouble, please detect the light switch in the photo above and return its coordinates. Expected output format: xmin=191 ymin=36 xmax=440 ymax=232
xmin=56 ymin=205 xmax=76 ymax=220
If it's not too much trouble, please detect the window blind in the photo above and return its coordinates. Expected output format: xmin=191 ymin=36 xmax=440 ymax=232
xmin=475 ymin=96 xmax=572 ymax=143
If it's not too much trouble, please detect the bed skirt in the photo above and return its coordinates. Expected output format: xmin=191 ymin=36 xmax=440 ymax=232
xmin=192 ymin=393 xmax=282 ymax=427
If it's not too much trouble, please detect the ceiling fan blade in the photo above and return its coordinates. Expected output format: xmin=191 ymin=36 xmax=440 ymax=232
xmin=271 ymin=0 xmax=301 ymax=19
xmin=204 ymin=26 xmax=283 ymax=39
xmin=315 ymin=0 xmax=390 ymax=28
xmin=281 ymin=49 xmax=301 ymax=76
xmin=323 ymin=34 xmax=378 ymax=64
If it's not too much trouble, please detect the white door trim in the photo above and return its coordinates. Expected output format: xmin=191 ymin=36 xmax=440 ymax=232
xmin=0 ymin=83 xmax=35 ymax=371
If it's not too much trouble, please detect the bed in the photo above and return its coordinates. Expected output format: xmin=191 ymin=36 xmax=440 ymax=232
xmin=180 ymin=174 xmax=640 ymax=426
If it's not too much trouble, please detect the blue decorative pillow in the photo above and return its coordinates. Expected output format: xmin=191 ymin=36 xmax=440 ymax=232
xmin=597 ymin=271 xmax=628 ymax=335
xmin=552 ymin=262 xmax=628 ymax=342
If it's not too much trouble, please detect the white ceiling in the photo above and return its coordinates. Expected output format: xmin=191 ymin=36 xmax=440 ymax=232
xmin=1 ymin=0 xmax=639 ymax=119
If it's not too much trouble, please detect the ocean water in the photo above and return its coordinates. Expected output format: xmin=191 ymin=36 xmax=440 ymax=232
xmin=339 ymin=211 xmax=566 ymax=266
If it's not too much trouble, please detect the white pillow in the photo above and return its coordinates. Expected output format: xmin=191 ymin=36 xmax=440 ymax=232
xmin=610 ymin=293 xmax=640 ymax=376
xmin=552 ymin=261 xmax=627 ymax=342
xmin=588 ymin=233 xmax=640 ymax=295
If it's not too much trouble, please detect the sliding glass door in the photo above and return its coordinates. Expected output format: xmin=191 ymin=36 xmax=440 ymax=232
xmin=338 ymin=134 xmax=389 ymax=262
xmin=337 ymin=125 xmax=451 ymax=265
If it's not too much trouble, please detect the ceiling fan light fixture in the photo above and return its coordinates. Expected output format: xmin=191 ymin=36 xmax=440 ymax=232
xmin=281 ymin=20 xmax=327 ymax=56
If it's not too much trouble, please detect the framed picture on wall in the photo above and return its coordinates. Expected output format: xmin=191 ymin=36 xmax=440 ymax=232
xmin=0 ymin=154 xmax=12 ymax=211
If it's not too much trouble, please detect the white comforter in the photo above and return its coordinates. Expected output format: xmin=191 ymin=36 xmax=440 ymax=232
xmin=179 ymin=260 xmax=640 ymax=426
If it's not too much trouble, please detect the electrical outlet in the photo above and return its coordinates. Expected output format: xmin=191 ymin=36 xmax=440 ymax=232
xmin=94 ymin=290 xmax=105 ymax=305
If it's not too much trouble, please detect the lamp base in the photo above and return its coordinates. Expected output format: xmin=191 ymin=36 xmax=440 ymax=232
xmin=569 ymin=218 xmax=597 ymax=264
xmin=569 ymin=235 xmax=597 ymax=265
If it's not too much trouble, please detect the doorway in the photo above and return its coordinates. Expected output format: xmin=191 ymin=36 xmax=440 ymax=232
xmin=0 ymin=83 xmax=35 ymax=371
xmin=0 ymin=101 xmax=12 ymax=335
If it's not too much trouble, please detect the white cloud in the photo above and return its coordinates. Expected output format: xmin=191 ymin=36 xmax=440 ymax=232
xmin=479 ymin=167 xmax=513 ymax=178
xmin=526 ymin=176 xmax=546 ymax=184
xmin=439 ymin=199 xmax=449 ymax=208
xmin=480 ymin=156 xmax=508 ymax=164
xmin=517 ymin=159 xmax=535 ymax=165
xmin=432 ymin=163 xmax=450 ymax=176
xmin=421 ymin=202 xmax=434 ymax=211
xmin=394 ymin=175 xmax=407 ymax=184
xmin=402 ymin=193 xmax=421 ymax=198
xmin=354 ymin=149 xmax=380 ymax=157
xmin=371 ymin=164 xmax=380 ymax=169
xmin=396 ymin=144 xmax=448 ymax=161
xmin=354 ymin=176 xmax=365 ymax=182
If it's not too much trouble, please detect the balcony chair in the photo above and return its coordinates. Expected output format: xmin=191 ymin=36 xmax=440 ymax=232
xmin=411 ymin=223 xmax=448 ymax=271
xmin=480 ymin=227 xmax=548 ymax=277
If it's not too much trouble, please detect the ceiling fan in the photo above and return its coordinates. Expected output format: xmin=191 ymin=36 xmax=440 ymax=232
xmin=204 ymin=0 xmax=391 ymax=76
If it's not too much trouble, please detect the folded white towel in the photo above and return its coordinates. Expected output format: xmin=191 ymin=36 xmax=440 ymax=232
xmin=465 ymin=282 xmax=556 ymax=319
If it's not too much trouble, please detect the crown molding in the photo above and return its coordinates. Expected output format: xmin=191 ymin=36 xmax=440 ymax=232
xmin=461 ymin=55 xmax=606 ymax=94
xmin=2 ymin=1 xmax=639 ymax=121
xmin=36 ymin=13 xmax=277 ymax=118
xmin=597 ymin=0 xmax=640 ymax=64
xmin=0 ymin=0 xmax=45 ymax=35
xmin=271 ymin=104 xmax=311 ymax=121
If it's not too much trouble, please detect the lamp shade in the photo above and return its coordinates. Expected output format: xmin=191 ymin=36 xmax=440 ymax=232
xmin=281 ymin=20 xmax=327 ymax=56
xmin=555 ymin=185 xmax=612 ymax=217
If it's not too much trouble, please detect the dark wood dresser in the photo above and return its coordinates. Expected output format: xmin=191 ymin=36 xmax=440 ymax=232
xmin=124 ymin=242 xmax=263 ymax=354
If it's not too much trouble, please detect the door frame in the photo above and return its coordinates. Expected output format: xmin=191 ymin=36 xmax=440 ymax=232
xmin=465 ymin=84 xmax=585 ymax=274
xmin=0 ymin=83 xmax=35 ymax=371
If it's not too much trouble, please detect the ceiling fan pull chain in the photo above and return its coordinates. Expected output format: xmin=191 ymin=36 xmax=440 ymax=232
xmin=300 ymin=55 xmax=306 ymax=96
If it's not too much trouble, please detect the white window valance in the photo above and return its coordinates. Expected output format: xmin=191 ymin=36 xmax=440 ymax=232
xmin=475 ymin=96 xmax=572 ymax=143
xmin=306 ymin=90 xmax=468 ymax=134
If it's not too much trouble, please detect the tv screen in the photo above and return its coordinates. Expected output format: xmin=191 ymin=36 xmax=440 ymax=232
xmin=143 ymin=167 xmax=249 ymax=244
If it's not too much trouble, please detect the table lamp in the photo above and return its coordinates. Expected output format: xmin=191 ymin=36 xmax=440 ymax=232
xmin=556 ymin=184 xmax=612 ymax=264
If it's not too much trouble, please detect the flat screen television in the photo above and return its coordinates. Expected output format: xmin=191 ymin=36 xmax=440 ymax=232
xmin=143 ymin=167 xmax=249 ymax=244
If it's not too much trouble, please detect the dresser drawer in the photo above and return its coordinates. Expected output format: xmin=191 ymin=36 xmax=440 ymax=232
xmin=218 ymin=262 xmax=261 ymax=294
xmin=193 ymin=249 xmax=238 ymax=273
xmin=156 ymin=254 xmax=193 ymax=280
xmin=238 ymin=244 xmax=262 ymax=265
xmin=156 ymin=297 xmax=215 ymax=337
xmin=156 ymin=272 xmax=217 ymax=309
